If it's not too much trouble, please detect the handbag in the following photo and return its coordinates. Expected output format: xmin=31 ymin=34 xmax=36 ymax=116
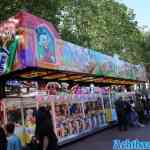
xmin=24 ymin=136 xmax=41 ymax=150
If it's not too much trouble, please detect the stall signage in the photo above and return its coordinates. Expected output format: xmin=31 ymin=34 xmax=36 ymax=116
xmin=0 ymin=12 xmax=147 ymax=81
xmin=0 ymin=52 xmax=8 ymax=73
xmin=0 ymin=18 xmax=19 ymax=74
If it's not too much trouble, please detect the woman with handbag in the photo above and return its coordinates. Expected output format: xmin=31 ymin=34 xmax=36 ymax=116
xmin=35 ymin=107 xmax=58 ymax=150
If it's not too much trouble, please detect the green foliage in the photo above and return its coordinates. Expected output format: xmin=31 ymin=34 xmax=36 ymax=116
xmin=0 ymin=0 xmax=147 ymax=64
xmin=0 ymin=0 xmax=65 ymax=26
xmin=141 ymin=31 xmax=150 ymax=64
xmin=58 ymin=0 xmax=145 ymax=63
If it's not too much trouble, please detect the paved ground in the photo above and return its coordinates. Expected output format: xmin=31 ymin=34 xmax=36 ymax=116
xmin=60 ymin=124 xmax=150 ymax=150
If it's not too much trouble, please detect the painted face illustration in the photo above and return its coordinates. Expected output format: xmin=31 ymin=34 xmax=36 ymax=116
xmin=36 ymin=26 xmax=56 ymax=63
xmin=39 ymin=34 xmax=48 ymax=49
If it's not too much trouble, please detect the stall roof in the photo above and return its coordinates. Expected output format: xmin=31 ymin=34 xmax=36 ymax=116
xmin=0 ymin=12 xmax=147 ymax=84
xmin=0 ymin=67 xmax=139 ymax=85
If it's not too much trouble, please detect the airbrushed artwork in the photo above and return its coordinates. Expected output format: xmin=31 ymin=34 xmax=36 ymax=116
xmin=0 ymin=11 xmax=147 ymax=81
xmin=0 ymin=18 xmax=19 ymax=74
xmin=36 ymin=25 xmax=56 ymax=63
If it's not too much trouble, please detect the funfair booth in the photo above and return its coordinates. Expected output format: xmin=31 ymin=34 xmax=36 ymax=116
xmin=0 ymin=12 xmax=147 ymax=145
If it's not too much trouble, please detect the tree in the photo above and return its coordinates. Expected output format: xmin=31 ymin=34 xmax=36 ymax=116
xmin=0 ymin=0 xmax=66 ymax=26
xmin=57 ymin=0 xmax=144 ymax=63
xmin=141 ymin=31 xmax=150 ymax=63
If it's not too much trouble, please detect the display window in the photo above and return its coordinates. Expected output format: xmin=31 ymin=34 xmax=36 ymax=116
xmin=70 ymin=120 xmax=78 ymax=135
xmin=23 ymin=107 xmax=36 ymax=144
xmin=55 ymin=103 xmax=69 ymax=118
xmin=84 ymin=117 xmax=91 ymax=130
xmin=98 ymin=112 xmax=106 ymax=126
xmin=6 ymin=103 xmax=26 ymax=144
xmin=77 ymin=118 xmax=85 ymax=133
xmin=103 ymin=95 xmax=111 ymax=109
xmin=63 ymin=121 xmax=71 ymax=137
xmin=95 ymin=97 xmax=103 ymax=111
xmin=24 ymin=108 xmax=36 ymax=128
xmin=55 ymin=122 xmax=63 ymax=136
xmin=69 ymin=103 xmax=83 ymax=117
xmin=2 ymin=84 xmax=123 ymax=145
xmin=7 ymin=106 xmax=22 ymax=125
xmin=89 ymin=115 xmax=97 ymax=128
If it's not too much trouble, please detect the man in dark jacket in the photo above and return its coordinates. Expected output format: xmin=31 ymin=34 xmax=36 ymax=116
xmin=115 ymin=97 xmax=129 ymax=131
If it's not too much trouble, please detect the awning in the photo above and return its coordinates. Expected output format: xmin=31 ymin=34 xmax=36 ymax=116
xmin=0 ymin=67 xmax=139 ymax=85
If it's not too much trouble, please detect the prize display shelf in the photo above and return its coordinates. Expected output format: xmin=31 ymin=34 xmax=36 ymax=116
xmin=1 ymin=80 xmax=136 ymax=146
xmin=1 ymin=91 xmax=134 ymax=145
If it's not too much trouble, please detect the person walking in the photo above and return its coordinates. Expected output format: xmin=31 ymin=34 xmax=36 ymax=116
xmin=135 ymin=94 xmax=145 ymax=124
xmin=115 ymin=97 xmax=128 ymax=131
xmin=122 ymin=97 xmax=131 ymax=130
xmin=0 ymin=120 xmax=7 ymax=150
xmin=35 ymin=106 xmax=58 ymax=150
xmin=5 ymin=123 xmax=22 ymax=150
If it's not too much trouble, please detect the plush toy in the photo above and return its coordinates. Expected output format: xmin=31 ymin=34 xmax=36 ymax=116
xmin=61 ymin=82 xmax=69 ymax=94
xmin=45 ymin=82 xmax=61 ymax=95
xmin=70 ymin=84 xmax=80 ymax=94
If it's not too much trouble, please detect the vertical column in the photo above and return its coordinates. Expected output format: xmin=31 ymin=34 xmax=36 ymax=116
xmin=50 ymin=99 xmax=57 ymax=135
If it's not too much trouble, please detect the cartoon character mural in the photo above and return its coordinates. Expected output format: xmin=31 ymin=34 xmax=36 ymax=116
xmin=36 ymin=25 xmax=56 ymax=64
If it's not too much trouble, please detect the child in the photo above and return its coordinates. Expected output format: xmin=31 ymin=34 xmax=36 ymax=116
xmin=6 ymin=123 xmax=22 ymax=150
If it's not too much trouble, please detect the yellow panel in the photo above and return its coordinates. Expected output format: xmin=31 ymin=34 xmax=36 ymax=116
xmin=59 ymin=78 xmax=70 ymax=81
xmin=68 ymin=75 xmax=85 ymax=80
xmin=60 ymin=75 xmax=84 ymax=81
xmin=75 ymin=77 xmax=94 ymax=81
xmin=43 ymin=74 xmax=67 ymax=79
xmin=20 ymin=71 xmax=49 ymax=78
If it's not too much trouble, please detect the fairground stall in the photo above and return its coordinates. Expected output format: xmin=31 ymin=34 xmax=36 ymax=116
xmin=0 ymin=12 xmax=147 ymax=145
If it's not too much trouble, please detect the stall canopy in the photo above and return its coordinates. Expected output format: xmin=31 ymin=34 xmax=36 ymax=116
xmin=0 ymin=11 xmax=147 ymax=85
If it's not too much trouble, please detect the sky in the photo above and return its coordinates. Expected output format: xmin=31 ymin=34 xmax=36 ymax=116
xmin=119 ymin=0 xmax=150 ymax=30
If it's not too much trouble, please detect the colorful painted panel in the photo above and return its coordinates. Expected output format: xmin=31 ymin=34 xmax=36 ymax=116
xmin=0 ymin=12 xmax=62 ymax=75
xmin=0 ymin=12 xmax=147 ymax=81
xmin=94 ymin=51 xmax=116 ymax=77
xmin=0 ymin=17 xmax=20 ymax=74
xmin=60 ymin=42 xmax=96 ymax=74
xmin=36 ymin=25 xmax=56 ymax=64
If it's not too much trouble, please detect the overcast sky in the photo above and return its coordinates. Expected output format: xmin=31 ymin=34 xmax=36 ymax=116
xmin=119 ymin=0 xmax=150 ymax=30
